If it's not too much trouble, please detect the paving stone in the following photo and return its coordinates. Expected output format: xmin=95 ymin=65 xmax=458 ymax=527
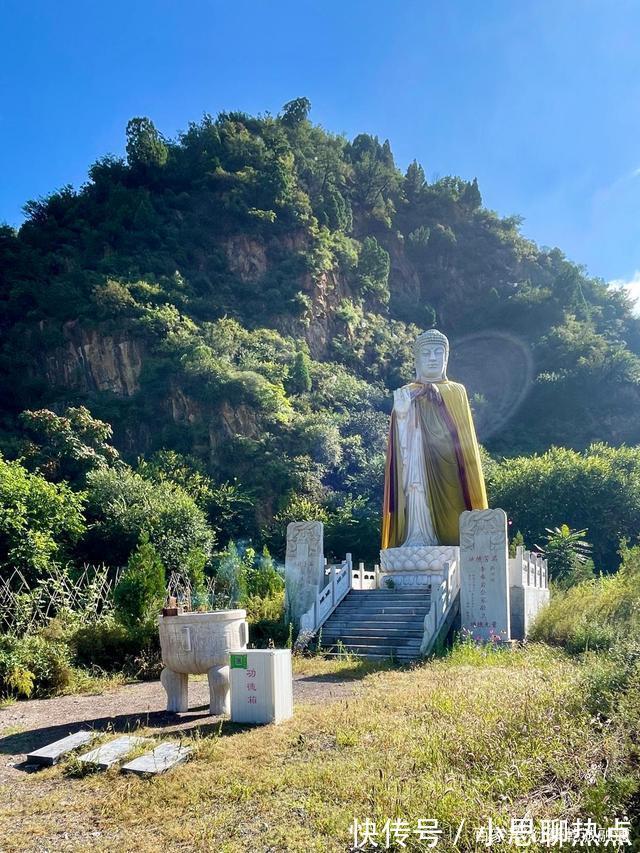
xmin=78 ymin=735 xmax=148 ymax=770
xmin=27 ymin=730 xmax=97 ymax=766
xmin=121 ymin=741 xmax=192 ymax=776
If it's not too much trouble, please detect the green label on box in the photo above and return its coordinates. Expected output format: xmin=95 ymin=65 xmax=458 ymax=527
xmin=230 ymin=653 xmax=248 ymax=669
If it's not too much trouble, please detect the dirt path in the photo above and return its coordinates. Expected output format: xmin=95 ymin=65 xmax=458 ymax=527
xmin=0 ymin=673 xmax=361 ymax=783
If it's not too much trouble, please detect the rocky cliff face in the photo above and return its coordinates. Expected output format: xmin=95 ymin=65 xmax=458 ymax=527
xmin=23 ymin=225 xmax=422 ymax=465
xmin=40 ymin=321 xmax=144 ymax=397
xmin=225 ymin=235 xmax=268 ymax=282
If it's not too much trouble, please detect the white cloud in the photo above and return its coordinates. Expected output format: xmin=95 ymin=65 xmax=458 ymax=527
xmin=609 ymin=271 xmax=640 ymax=316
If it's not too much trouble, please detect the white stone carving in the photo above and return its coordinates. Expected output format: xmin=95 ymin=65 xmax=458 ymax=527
xmin=380 ymin=544 xmax=459 ymax=589
xmin=393 ymin=329 xmax=450 ymax=548
xmin=284 ymin=521 xmax=325 ymax=626
xmin=158 ymin=610 xmax=248 ymax=715
xmin=380 ymin=544 xmax=458 ymax=573
xmin=459 ymin=508 xmax=510 ymax=642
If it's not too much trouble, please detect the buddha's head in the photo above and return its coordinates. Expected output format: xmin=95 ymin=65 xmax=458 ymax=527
xmin=414 ymin=329 xmax=449 ymax=382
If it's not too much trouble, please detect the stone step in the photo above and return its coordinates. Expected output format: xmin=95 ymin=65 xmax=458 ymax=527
xmin=323 ymin=627 xmax=423 ymax=637
xmin=322 ymin=635 xmax=422 ymax=648
xmin=323 ymin=620 xmax=425 ymax=630
xmin=338 ymin=598 xmax=431 ymax=610
xmin=332 ymin=603 xmax=429 ymax=611
xmin=339 ymin=595 xmax=431 ymax=607
xmin=323 ymin=644 xmax=421 ymax=659
xmin=346 ymin=593 xmax=431 ymax=599
xmin=339 ymin=592 xmax=430 ymax=600
xmin=331 ymin=605 xmax=431 ymax=616
xmin=27 ymin=730 xmax=97 ymax=767
xmin=78 ymin=735 xmax=149 ymax=770
xmin=328 ymin=611 xmax=427 ymax=620
xmin=121 ymin=742 xmax=192 ymax=776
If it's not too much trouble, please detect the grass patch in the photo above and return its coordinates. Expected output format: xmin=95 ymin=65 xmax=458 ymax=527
xmin=0 ymin=643 xmax=636 ymax=852
xmin=531 ymin=543 xmax=640 ymax=653
xmin=292 ymin=653 xmax=397 ymax=679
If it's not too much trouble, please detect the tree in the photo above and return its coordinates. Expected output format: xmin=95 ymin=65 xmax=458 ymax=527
xmin=536 ymin=524 xmax=594 ymax=587
xmin=461 ymin=177 xmax=482 ymax=209
xmin=489 ymin=444 xmax=640 ymax=572
xmin=113 ymin=535 xmax=166 ymax=628
xmin=356 ymin=236 xmax=390 ymax=303
xmin=83 ymin=467 xmax=213 ymax=573
xmin=19 ymin=406 xmax=120 ymax=484
xmin=125 ymin=117 xmax=168 ymax=169
xmin=0 ymin=455 xmax=85 ymax=583
xmin=289 ymin=349 xmax=312 ymax=394
xmin=404 ymin=160 xmax=426 ymax=202
xmin=280 ymin=97 xmax=311 ymax=128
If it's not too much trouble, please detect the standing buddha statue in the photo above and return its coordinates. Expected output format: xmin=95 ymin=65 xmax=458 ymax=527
xmin=381 ymin=329 xmax=488 ymax=549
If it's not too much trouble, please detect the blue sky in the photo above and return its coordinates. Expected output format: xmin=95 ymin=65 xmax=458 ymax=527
xmin=2 ymin=0 xmax=640 ymax=306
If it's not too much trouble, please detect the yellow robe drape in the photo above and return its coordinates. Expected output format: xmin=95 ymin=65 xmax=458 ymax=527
xmin=381 ymin=381 xmax=488 ymax=548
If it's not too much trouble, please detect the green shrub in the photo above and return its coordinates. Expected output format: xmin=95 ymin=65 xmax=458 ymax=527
xmin=0 ymin=454 xmax=85 ymax=583
xmin=537 ymin=524 xmax=594 ymax=588
xmin=0 ymin=632 xmax=73 ymax=698
xmin=530 ymin=544 xmax=640 ymax=653
xmin=489 ymin=444 xmax=640 ymax=572
xmin=245 ymin=590 xmax=288 ymax=648
xmin=71 ymin=618 xmax=160 ymax=679
xmin=113 ymin=537 xmax=166 ymax=628
xmin=247 ymin=547 xmax=284 ymax=599
xmin=84 ymin=466 xmax=213 ymax=572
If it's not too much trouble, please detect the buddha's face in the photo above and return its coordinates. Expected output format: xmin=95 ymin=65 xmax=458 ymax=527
xmin=415 ymin=344 xmax=447 ymax=382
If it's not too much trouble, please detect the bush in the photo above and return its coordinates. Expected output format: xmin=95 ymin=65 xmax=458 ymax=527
xmin=245 ymin=589 xmax=289 ymax=648
xmin=0 ymin=631 xmax=73 ymax=698
xmin=0 ymin=454 xmax=85 ymax=583
xmin=537 ymin=524 xmax=594 ymax=588
xmin=113 ymin=537 xmax=166 ymax=628
xmin=247 ymin=547 xmax=284 ymax=599
xmin=84 ymin=466 xmax=213 ymax=572
xmin=489 ymin=444 xmax=640 ymax=572
xmin=530 ymin=543 xmax=640 ymax=653
xmin=213 ymin=541 xmax=250 ymax=606
xmin=71 ymin=619 xmax=160 ymax=679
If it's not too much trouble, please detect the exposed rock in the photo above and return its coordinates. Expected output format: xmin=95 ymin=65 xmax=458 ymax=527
xmin=216 ymin=402 xmax=260 ymax=441
xmin=41 ymin=322 xmax=143 ymax=397
xmin=225 ymin=235 xmax=268 ymax=282
xmin=167 ymin=385 xmax=204 ymax=425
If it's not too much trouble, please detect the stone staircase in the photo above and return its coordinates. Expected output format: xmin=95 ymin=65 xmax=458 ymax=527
xmin=319 ymin=588 xmax=432 ymax=661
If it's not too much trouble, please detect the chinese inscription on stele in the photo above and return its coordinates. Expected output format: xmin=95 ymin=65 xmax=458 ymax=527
xmin=459 ymin=508 xmax=510 ymax=643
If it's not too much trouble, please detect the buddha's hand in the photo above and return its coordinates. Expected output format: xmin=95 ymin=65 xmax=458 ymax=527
xmin=393 ymin=387 xmax=413 ymax=416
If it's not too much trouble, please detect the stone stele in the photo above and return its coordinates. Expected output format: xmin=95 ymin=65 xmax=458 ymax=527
xmin=284 ymin=521 xmax=325 ymax=626
xmin=459 ymin=508 xmax=510 ymax=642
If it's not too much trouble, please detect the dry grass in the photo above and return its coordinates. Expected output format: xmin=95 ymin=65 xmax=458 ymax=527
xmin=0 ymin=643 xmax=636 ymax=852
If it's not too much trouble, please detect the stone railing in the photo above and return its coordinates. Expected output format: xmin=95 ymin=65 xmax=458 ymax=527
xmin=509 ymin=546 xmax=549 ymax=589
xmin=351 ymin=562 xmax=379 ymax=590
xmin=420 ymin=558 xmax=460 ymax=656
xmin=299 ymin=554 xmax=353 ymax=633
xmin=509 ymin=545 xmax=550 ymax=640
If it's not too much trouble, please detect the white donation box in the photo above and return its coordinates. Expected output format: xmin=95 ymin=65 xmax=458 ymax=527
xmin=228 ymin=649 xmax=293 ymax=725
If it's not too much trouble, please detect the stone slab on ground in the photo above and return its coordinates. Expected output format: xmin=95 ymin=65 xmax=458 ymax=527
xmin=78 ymin=735 xmax=148 ymax=770
xmin=121 ymin=741 xmax=192 ymax=776
xmin=27 ymin=730 xmax=97 ymax=766
xmin=0 ymin=673 xmax=363 ymax=785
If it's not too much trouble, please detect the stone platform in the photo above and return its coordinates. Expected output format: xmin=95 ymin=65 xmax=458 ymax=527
xmin=379 ymin=545 xmax=459 ymax=588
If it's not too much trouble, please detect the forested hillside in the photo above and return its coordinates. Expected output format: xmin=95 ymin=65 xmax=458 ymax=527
xmin=1 ymin=97 xmax=640 ymax=564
